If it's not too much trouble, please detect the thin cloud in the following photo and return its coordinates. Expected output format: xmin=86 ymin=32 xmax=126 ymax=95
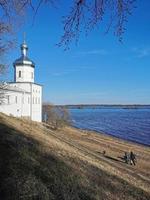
xmin=79 ymin=92 xmax=107 ymax=96
xmin=51 ymin=72 xmax=69 ymax=76
xmin=132 ymin=47 xmax=150 ymax=58
xmin=51 ymin=69 xmax=78 ymax=76
xmin=138 ymin=49 xmax=150 ymax=58
xmin=56 ymin=92 xmax=108 ymax=100
xmin=76 ymin=49 xmax=108 ymax=56
xmin=50 ymin=66 xmax=97 ymax=76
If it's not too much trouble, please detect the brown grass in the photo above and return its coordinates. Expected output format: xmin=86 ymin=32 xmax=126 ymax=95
xmin=0 ymin=113 xmax=150 ymax=200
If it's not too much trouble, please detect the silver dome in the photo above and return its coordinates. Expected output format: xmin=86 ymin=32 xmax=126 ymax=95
xmin=13 ymin=42 xmax=35 ymax=68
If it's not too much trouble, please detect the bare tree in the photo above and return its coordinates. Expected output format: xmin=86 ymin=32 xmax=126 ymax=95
xmin=0 ymin=0 xmax=136 ymax=69
xmin=58 ymin=0 xmax=136 ymax=48
xmin=42 ymin=103 xmax=70 ymax=129
xmin=0 ymin=0 xmax=22 ymax=72
xmin=0 ymin=0 xmax=136 ymax=54
xmin=0 ymin=82 xmax=9 ymax=104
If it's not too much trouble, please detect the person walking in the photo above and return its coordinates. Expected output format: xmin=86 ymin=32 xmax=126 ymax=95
xmin=130 ymin=151 xmax=136 ymax=165
xmin=124 ymin=152 xmax=130 ymax=164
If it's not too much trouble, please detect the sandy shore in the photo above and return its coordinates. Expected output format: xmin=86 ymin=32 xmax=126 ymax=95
xmin=57 ymin=126 xmax=150 ymax=193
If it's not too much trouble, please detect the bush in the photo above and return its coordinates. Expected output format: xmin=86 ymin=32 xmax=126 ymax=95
xmin=42 ymin=103 xmax=70 ymax=129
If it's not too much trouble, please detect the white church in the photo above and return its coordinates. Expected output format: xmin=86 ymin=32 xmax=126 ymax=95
xmin=0 ymin=41 xmax=42 ymax=122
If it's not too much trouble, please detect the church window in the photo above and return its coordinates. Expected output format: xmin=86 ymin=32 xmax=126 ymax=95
xmin=15 ymin=96 xmax=17 ymax=103
xmin=19 ymin=71 xmax=21 ymax=77
xmin=33 ymin=97 xmax=34 ymax=104
xmin=31 ymin=72 xmax=33 ymax=79
xmin=28 ymin=97 xmax=30 ymax=104
xmin=38 ymin=97 xmax=40 ymax=104
xmin=7 ymin=96 xmax=10 ymax=104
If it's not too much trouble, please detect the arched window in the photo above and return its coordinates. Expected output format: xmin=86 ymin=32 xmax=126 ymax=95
xmin=19 ymin=71 xmax=21 ymax=78
xmin=15 ymin=96 xmax=17 ymax=103
xmin=7 ymin=95 xmax=10 ymax=104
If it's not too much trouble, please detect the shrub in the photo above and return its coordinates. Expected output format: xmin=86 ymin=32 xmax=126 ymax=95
xmin=42 ymin=103 xmax=70 ymax=129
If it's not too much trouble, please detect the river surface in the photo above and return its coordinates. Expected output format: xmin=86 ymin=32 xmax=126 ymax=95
xmin=69 ymin=108 xmax=150 ymax=146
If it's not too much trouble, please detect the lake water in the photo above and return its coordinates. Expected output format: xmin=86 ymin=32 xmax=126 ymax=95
xmin=69 ymin=108 xmax=150 ymax=147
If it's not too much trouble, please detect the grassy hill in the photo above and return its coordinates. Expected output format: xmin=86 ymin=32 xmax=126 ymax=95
xmin=0 ymin=113 xmax=150 ymax=200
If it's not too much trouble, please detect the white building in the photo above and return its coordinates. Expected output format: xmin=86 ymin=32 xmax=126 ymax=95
xmin=0 ymin=41 xmax=42 ymax=122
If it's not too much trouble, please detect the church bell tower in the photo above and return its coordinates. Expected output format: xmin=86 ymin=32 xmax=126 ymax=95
xmin=13 ymin=40 xmax=35 ymax=83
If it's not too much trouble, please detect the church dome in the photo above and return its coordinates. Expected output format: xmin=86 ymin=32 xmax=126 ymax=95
xmin=13 ymin=42 xmax=35 ymax=67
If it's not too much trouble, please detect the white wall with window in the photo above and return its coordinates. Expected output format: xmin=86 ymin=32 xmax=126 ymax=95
xmin=15 ymin=65 xmax=34 ymax=83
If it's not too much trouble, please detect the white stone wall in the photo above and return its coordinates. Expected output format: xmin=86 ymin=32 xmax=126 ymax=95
xmin=0 ymin=82 xmax=42 ymax=122
xmin=31 ymin=84 xmax=42 ymax=122
xmin=0 ymin=90 xmax=30 ymax=118
xmin=10 ymin=82 xmax=31 ymax=93
xmin=15 ymin=65 xmax=34 ymax=83
xmin=9 ymin=82 xmax=42 ymax=122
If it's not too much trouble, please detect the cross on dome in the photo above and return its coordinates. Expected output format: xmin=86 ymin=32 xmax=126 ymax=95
xmin=13 ymin=34 xmax=35 ymax=68
xmin=21 ymin=33 xmax=28 ymax=57
xmin=23 ymin=32 xmax=26 ymax=44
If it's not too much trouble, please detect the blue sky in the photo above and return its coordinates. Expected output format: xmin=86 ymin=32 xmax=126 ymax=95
xmin=4 ymin=0 xmax=150 ymax=105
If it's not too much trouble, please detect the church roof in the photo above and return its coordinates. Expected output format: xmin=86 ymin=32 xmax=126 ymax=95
xmin=14 ymin=56 xmax=35 ymax=67
xmin=0 ymin=82 xmax=30 ymax=93
xmin=13 ymin=42 xmax=35 ymax=68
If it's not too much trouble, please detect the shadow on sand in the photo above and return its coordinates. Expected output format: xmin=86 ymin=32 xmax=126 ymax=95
xmin=104 ymin=155 xmax=125 ymax=163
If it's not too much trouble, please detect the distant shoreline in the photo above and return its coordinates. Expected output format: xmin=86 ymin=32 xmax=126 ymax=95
xmin=57 ymin=104 xmax=150 ymax=109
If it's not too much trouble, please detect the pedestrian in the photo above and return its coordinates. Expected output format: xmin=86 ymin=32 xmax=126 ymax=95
xmin=103 ymin=150 xmax=106 ymax=156
xmin=124 ymin=152 xmax=130 ymax=164
xmin=130 ymin=151 xmax=136 ymax=165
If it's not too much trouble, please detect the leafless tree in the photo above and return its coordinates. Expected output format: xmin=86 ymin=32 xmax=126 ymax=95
xmin=0 ymin=0 xmax=136 ymax=64
xmin=0 ymin=0 xmax=49 ymax=73
xmin=0 ymin=0 xmax=21 ymax=73
xmin=42 ymin=103 xmax=70 ymax=129
xmin=58 ymin=0 xmax=136 ymax=49
xmin=0 ymin=82 xmax=9 ymax=104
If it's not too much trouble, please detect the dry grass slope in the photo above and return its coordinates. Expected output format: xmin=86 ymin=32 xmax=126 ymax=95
xmin=0 ymin=113 xmax=150 ymax=200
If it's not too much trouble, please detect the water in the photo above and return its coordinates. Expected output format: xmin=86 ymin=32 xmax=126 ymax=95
xmin=69 ymin=108 xmax=150 ymax=146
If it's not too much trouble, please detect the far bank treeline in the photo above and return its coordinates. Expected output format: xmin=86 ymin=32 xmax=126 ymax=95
xmin=50 ymin=104 xmax=150 ymax=110
xmin=42 ymin=103 xmax=150 ymax=129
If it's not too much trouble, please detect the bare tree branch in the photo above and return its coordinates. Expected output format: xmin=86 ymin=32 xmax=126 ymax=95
xmin=58 ymin=0 xmax=136 ymax=48
xmin=0 ymin=0 xmax=136 ymax=64
xmin=0 ymin=82 xmax=9 ymax=104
